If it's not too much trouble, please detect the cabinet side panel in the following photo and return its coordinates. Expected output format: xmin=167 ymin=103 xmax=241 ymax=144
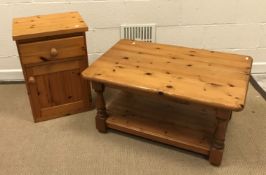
xmin=79 ymin=58 xmax=92 ymax=108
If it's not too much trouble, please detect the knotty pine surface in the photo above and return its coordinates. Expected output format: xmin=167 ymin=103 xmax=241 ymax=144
xmin=12 ymin=11 xmax=88 ymax=40
xmin=106 ymin=91 xmax=217 ymax=155
xmin=82 ymin=39 xmax=253 ymax=111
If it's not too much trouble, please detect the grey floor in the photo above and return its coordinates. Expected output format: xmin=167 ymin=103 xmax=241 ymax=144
xmin=0 ymin=84 xmax=265 ymax=175
xmin=253 ymin=74 xmax=266 ymax=91
xmin=252 ymin=73 xmax=266 ymax=100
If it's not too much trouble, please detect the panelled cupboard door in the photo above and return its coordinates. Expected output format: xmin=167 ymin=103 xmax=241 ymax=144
xmin=26 ymin=59 xmax=91 ymax=122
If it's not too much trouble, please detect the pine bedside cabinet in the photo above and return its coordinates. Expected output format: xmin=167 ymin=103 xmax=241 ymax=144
xmin=12 ymin=12 xmax=92 ymax=122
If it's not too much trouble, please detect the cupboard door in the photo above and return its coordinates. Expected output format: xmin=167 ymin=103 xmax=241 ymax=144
xmin=26 ymin=59 xmax=91 ymax=121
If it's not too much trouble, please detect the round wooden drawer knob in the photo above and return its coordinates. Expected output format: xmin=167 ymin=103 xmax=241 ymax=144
xmin=28 ymin=76 xmax=35 ymax=84
xmin=50 ymin=48 xmax=58 ymax=57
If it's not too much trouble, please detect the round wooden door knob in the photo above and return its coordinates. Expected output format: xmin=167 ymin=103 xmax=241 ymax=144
xmin=28 ymin=76 xmax=35 ymax=84
xmin=50 ymin=48 xmax=58 ymax=57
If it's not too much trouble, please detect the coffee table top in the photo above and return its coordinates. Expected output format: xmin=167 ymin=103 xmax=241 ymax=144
xmin=82 ymin=40 xmax=253 ymax=111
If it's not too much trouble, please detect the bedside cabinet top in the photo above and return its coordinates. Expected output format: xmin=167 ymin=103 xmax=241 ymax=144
xmin=12 ymin=11 xmax=88 ymax=41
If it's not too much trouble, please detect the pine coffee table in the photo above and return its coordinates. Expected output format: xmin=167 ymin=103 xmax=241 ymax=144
xmin=82 ymin=40 xmax=253 ymax=166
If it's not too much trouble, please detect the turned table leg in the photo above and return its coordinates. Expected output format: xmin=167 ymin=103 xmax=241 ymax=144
xmin=209 ymin=109 xmax=232 ymax=166
xmin=92 ymin=82 xmax=108 ymax=133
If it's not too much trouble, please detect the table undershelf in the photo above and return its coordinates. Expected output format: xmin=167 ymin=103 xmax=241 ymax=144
xmin=106 ymin=92 xmax=217 ymax=155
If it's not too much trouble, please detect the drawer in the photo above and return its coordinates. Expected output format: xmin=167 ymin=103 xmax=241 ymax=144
xmin=19 ymin=36 xmax=86 ymax=65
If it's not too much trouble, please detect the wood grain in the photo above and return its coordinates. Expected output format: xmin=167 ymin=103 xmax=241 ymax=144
xmin=13 ymin=11 xmax=88 ymax=40
xmin=38 ymin=70 xmax=82 ymax=106
xmin=83 ymin=39 xmax=253 ymax=111
xmin=41 ymin=100 xmax=84 ymax=119
xmin=26 ymin=59 xmax=90 ymax=119
xmin=106 ymin=91 xmax=217 ymax=155
xmin=19 ymin=36 xmax=86 ymax=64
xmin=14 ymin=12 xmax=92 ymax=122
xmin=32 ymin=59 xmax=80 ymax=76
xmin=209 ymin=109 xmax=231 ymax=166
xmin=92 ymin=82 xmax=108 ymax=132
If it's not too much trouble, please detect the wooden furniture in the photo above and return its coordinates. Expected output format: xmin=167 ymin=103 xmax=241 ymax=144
xmin=12 ymin=12 xmax=92 ymax=122
xmin=82 ymin=39 xmax=253 ymax=166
